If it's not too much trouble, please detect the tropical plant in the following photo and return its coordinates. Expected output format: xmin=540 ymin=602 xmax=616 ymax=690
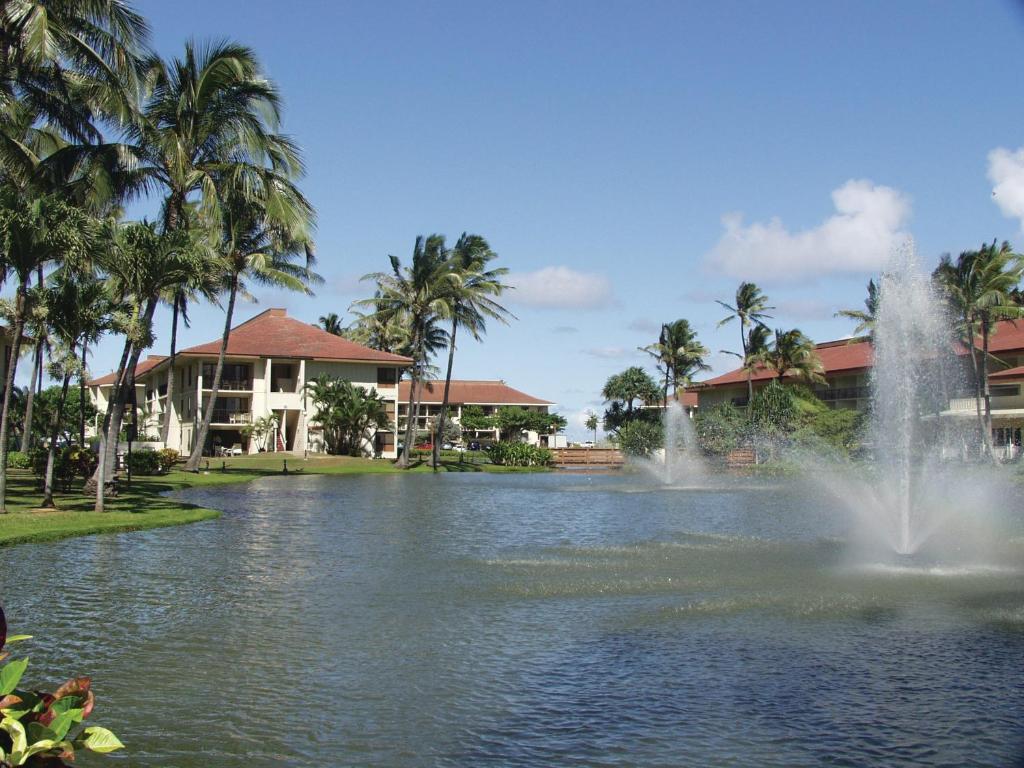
xmin=601 ymin=366 xmax=661 ymax=433
xmin=584 ymin=411 xmax=599 ymax=443
xmin=933 ymin=241 xmax=1024 ymax=458
xmin=717 ymin=282 xmax=774 ymax=405
xmin=761 ymin=328 xmax=825 ymax=385
xmin=431 ymin=234 xmax=514 ymax=469
xmin=616 ymin=419 xmax=663 ymax=456
xmin=0 ymin=605 xmax=124 ymax=766
xmin=641 ymin=319 xmax=711 ymax=407
xmin=359 ymin=235 xmax=452 ymax=467
xmin=458 ymin=405 xmax=492 ymax=432
xmin=835 ymin=278 xmax=880 ymax=339
xmin=5 ymin=451 xmax=29 ymax=469
xmin=241 ymin=414 xmax=277 ymax=453
xmin=304 ymin=375 xmax=390 ymax=456
xmin=486 ymin=442 xmax=553 ymax=467
xmin=125 ymin=447 xmax=160 ymax=475
xmin=693 ymin=402 xmax=747 ymax=456
xmin=318 ymin=312 xmax=344 ymax=336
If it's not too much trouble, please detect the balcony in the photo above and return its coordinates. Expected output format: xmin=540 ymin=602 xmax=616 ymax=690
xmin=210 ymin=410 xmax=252 ymax=425
xmin=814 ymin=386 xmax=869 ymax=402
xmin=206 ymin=379 xmax=252 ymax=392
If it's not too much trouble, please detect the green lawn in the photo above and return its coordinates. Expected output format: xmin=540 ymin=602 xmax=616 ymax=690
xmin=0 ymin=453 xmax=548 ymax=547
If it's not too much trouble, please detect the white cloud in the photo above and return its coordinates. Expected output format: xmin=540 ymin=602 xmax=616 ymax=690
xmin=705 ymin=179 xmax=912 ymax=282
xmin=551 ymin=325 xmax=580 ymax=334
xmin=627 ymin=318 xmax=660 ymax=333
xmin=508 ymin=266 xmax=616 ymax=309
xmin=582 ymin=346 xmax=635 ymax=360
xmin=774 ymin=297 xmax=833 ymax=321
xmin=988 ymin=146 xmax=1024 ymax=230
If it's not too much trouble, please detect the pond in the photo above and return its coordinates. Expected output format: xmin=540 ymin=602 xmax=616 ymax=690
xmin=2 ymin=472 xmax=1024 ymax=767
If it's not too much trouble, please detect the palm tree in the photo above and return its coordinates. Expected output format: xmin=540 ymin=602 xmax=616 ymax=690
xmin=0 ymin=188 xmax=94 ymax=513
xmin=585 ymin=411 xmax=599 ymax=444
xmin=641 ymin=318 xmax=709 ymax=407
xmin=184 ymin=186 xmax=318 ymax=472
xmin=762 ymin=328 xmax=825 ymax=385
xmin=836 ymin=278 xmax=880 ymax=339
xmin=346 ymin=297 xmax=410 ymax=353
xmin=319 ymin=312 xmax=344 ymax=336
xmin=431 ymin=234 xmax=514 ymax=469
xmin=304 ymin=375 xmax=391 ymax=456
xmin=92 ymin=220 xmax=202 ymax=510
xmin=933 ymin=241 xmax=1024 ymax=457
xmin=360 ymin=235 xmax=452 ymax=468
xmin=717 ymin=282 xmax=774 ymax=405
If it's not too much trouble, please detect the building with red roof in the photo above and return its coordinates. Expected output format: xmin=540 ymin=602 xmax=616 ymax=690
xmin=397 ymin=379 xmax=559 ymax=446
xmin=89 ymin=309 xmax=412 ymax=458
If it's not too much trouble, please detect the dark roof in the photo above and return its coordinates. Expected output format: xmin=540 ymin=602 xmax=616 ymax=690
xmin=399 ymin=380 xmax=554 ymax=406
xmin=698 ymin=338 xmax=873 ymax=389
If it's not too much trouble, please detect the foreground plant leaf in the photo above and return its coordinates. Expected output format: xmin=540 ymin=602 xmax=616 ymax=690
xmin=80 ymin=726 xmax=124 ymax=753
xmin=0 ymin=657 xmax=29 ymax=696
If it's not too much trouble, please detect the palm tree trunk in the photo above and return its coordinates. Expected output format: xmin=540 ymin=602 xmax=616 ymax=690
xmin=185 ymin=277 xmax=238 ymax=471
xmin=966 ymin=331 xmax=987 ymax=458
xmin=981 ymin=317 xmax=995 ymax=460
xmin=0 ymin=280 xmax=29 ymax=513
xmin=79 ymin=340 xmax=87 ymax=446
xmin=95 ymin=299 xmax=157 ymax=512
xmin=431 ymin=320 xmax=458 ymax=470
xmin=42 ymin=367 xmax=73 ymax=508
xmin=398 ymin=375 xmax=419 ymax=469
xmin=741 ymin=321 xmax=753 ymax=408
xmin=160 ymin=294 xmax=179 ymax=444
xmin=20 ymin=340 xmax=42 ymax=452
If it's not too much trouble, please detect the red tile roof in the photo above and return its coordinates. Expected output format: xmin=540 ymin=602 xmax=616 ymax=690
xmin=989 ymin=365 xmax=1024 ymax=380
xmin=677 ymin=390 xmax=699 ymax=408
xmin=698 ymin=338 xmax=873 ymax=388
xmin=177 ymin=309 xmax=412 ymax=364
xmin=88 ymin=355 xmax=167 ymax=386
xmin=399 ymin=380 xmax=554 ymax=406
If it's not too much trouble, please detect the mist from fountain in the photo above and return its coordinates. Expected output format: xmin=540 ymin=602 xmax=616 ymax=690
xmin=637 ymin=400 xmax=710 ymax=486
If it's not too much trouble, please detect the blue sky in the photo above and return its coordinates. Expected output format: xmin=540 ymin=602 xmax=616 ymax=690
xmin=79 ymin=0 xmax=1024 ymax=438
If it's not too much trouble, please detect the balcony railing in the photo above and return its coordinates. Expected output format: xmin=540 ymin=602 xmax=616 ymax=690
xmin=210 ymin=410 xmax=252 ymax=424
xmin=207 ymin=379 xmax=252 ymax=392
xmin=814 ymin=386 xmax=870 ymax=402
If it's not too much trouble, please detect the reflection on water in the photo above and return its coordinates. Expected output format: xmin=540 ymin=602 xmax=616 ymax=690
xmin=2 ymin=472 xmax=1024 ymax=767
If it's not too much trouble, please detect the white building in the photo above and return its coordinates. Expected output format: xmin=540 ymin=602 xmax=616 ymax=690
xmin=89 ymin=309 xmax=411 ymax=458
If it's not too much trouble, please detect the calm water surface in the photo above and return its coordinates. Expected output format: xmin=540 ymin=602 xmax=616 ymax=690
xmin=3 ymin=472 xmax=1024 ymax=767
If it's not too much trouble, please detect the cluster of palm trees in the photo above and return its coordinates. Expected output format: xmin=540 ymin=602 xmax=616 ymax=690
xmin=353 ymin=233 xmax=514 ymax=469
xmin=0 ymin=2 xmax=318 ymax=513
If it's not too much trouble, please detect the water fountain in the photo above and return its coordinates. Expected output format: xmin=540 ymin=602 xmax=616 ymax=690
xmin=639 ymin=400 xmax=709 ymax=486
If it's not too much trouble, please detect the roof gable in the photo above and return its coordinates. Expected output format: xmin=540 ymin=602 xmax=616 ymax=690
xmin=399 ymin=379 xmax=554 ymax=406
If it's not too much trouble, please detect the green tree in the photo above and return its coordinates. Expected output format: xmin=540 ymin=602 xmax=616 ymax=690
xmin=835 ymin=278 xmax=879 ymax=339
xmin=717 ymin=282 xmax=774 ymax=406
xmin=584 ymin=411 xmax=598 ymax=443
xmin=762 ymin=328 xmax=825 ymax=385
xmin=360 ymin=235 xmax=452 ymax=468
xmin=305 ymin=375 xmax=391 ymax=456
xmin=319 ymin=312 xmax=344 ymax=335
xmin=641 ymin=318 xmax=710 ymax=407
xmin=933 ymin=240 xmax=1024 ymax=457
xmin=432 ymin=234 xmax=514 ymax=469
xmin=617 ymin=419 xmax=663 ymax=456
xmin=600 ymin=366 xmax=661 ymax=433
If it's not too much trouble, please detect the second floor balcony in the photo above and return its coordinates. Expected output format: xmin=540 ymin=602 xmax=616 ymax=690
xmin=210 ymin=410 xmax=252 ymax=425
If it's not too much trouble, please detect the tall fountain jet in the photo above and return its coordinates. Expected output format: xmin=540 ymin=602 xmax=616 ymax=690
xmin=646 ymin=400 xmax=708 ymax=486
xmin=864 ymin=241 xmax=972 ymax=555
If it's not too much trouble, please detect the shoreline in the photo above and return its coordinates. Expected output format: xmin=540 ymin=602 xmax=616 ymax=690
xmin=0 ymin=454 xmax=552 ymax=548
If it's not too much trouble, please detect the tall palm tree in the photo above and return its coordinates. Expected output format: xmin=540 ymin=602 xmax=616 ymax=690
xmin=0 ymin=187 xmax=94 ymax=513
xmin=836 ymin=278 xmax=880 ymax=339
xmin=762 ymin=328 xmax=825 ymax=385
xmin=717 ymin=282 xmax=773 ymax=405
xmin=346 ymin=296 xmax=410 ymax=353
xmin=431 ymin=234 xmax=514 ymax=469
xmin=360 ymin=235 xmax=452 ymax=468
xmin=319 ymin=312 xmax=344 ymax=336
xmin=93 ymin=219 xmax=202 ymax=510
xmin=184 ymin=187 xmax=318 ymax=471
xmin=641 ymin=318 xmax=709 ymax=407
xmin=933 ymin=241 xmax=1024 ymax=457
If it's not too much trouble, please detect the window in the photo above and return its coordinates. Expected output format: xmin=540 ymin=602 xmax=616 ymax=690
xmin=991 ymin=384 xmax=1020 ymax=398
xmin=377 ymin=367 xmax=397 ymax=386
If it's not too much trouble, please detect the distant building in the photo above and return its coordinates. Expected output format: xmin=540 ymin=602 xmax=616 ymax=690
xmin=397 ymin=379 xmax=562 ymax=447
xmin=89 ymin=309 xmax=411 ymax=458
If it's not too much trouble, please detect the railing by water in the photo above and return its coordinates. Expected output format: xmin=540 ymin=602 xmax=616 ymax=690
xmin=551 ymin=448 xmax=624 ymax=467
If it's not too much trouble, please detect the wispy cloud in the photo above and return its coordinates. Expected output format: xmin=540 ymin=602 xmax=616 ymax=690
xmin=582 ymin=346 xmax=636 ymax=360
xmin=989 ymin=146 xmax=1024 ymax=230
xmin=551 ymin=325 xmax=580 ymax=334
xmin=705 ymin=179 xmax=912 ymax=282
xmin=626 ymin=318 xmax=660 ymax=334
xmin=774 ymin=297 xmax=833 ymax=321
xmin=508 ymin=266 xmax=616 ymax=309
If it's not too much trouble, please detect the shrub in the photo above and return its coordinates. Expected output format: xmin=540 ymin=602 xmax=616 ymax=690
xmin=156 ymin=448 xmax=179 ymax=473
xmin=126 ymin=448 xmax=161 ymax=475
xmin=694 ymin=403 xmax=747 ymax=456
xmin=487 ymin=442 xmax=553 ymax=467
xmin=6 ymin=450 xmax=30 ymax=469
xmin=0 ymin=605 xmax=125 ymax=766
xmin=31 ymin=446 xmax=97 ymax=491
xmin=616 ymin=420 xmax=663 ymax=457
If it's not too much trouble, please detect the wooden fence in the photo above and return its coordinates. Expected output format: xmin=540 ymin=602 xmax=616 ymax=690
xmin=551 ymin=447 xmax=625 ymax=467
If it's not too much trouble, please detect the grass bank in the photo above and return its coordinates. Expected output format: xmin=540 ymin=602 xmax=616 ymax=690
xmin=0 ymin=453 xmax=549 ymax=547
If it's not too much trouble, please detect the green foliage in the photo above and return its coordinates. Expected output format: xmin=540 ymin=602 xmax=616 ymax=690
xmin=156 ymin=449 xmax=179 ymax=473
xmin=750 ymin=380 xmax=798 ymax=435
xmin=241 ymin=415 xmax=277 ymax=452
xmin=0 ymin=606 xmax=125 ymax=766
xmin=617 ymin=420 xmax=663 ymax=457
xmin=694 ymin=403 xmax=747 ymax=456
xmin=5 ymin=452 xmax=29 ymax=470
xmin=305 ymin=376 xmax=391 ymax=456
xmin=794 ymin=406 xmax=865 ymax=455
xmin=126 ymin=449 xmax=161 ymax=475
xmin=458 ymin=405 xmax=492 ymax=431
xmin=486 ymin=442 xmax=553 ymax=467
xmin=30 ymin=446 xmax=97 ymax=491
xmin=491 ymin=407 xmax=565 ymax=440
